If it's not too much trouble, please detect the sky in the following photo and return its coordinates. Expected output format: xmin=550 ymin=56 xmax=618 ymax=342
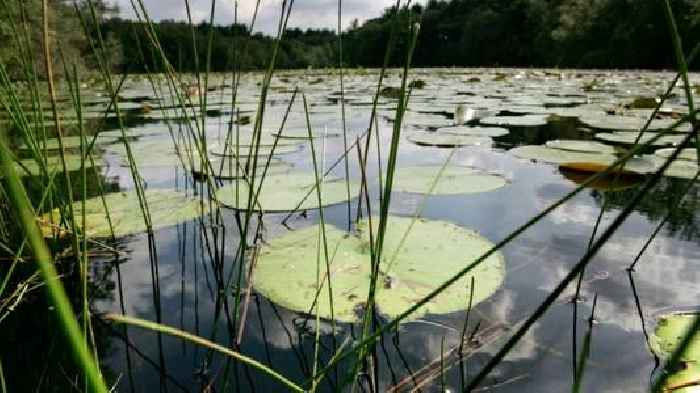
xmin=107 ymin=0 xmax=404 ymax=34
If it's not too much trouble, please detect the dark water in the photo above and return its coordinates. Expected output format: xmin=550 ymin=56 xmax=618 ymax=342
xmin=4 ymin=70 xmax=700 ymax=392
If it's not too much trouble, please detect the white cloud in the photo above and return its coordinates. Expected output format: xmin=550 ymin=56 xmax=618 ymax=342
xmin=108 ymin=0 xmax=407 ymax=34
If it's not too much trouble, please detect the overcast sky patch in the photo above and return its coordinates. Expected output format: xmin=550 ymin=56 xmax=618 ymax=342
xmin=108 ymin=0 xmax=405 ymax=34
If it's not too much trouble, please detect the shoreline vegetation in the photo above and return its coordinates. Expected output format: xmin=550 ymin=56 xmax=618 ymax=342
xmin=1 ymin=0 xmax=699 ymax=80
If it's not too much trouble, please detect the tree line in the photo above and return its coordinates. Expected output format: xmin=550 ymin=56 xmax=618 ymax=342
xmin=1 ymin=0 xmax=699 ymax=79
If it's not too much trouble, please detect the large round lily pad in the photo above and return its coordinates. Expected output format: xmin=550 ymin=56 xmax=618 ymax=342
xmin=438 ymin=126 xmax=509 ymax=137
xmin=393 ymin=165 xmax=507 ymax=195
xmin=209 ymin=143 xmax=301 ymax=157
xmin=189 ymin=156 xmax=292 ymax=180
xmin=650 ymin=312 xmax=700 ymax=392
xmin=643 ymin=155 xmax=699 ymax=179
xmin=215 ymin=172 xmax=359 ymax=212
xmin=545 ymin=139 xmax=616 ymax=154
xmin=16 ymin=155 xmax=98 ymax=175
xmin=580 ymin=115 xmax=692 ymax=132
xmin=21 ymin=135 xmax=117 ymax=150
xmin=270 ymin=128 xmax=340 ymax=139
xmin=407 ymin=132 xmax=493 ymax=148
xmin=254 ymin=216 xmax=505 ymax=322
xmin=651 ymin=312 xmax=700 ymax=361
xmin=479 ymin=114 xmax=549 ymax=127
xmin=655 ymin=148 xmax=698 ymax=162
xmin=595 ymin=131 xmax=685 ymax=146
xmin=42 ymin=189 xmax=208 ymax=237
xmin=510 ymin=145 xmax=616 ymax=165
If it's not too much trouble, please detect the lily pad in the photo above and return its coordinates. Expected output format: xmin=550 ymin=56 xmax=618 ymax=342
xmin=650 ymin=312 xmax=700 ymax=392
xmin=438 ymin=126 xmax=509 ymax=138
xmin=510 ymin=145 xmax=616 ymax=165
xmin=479 ymin=114 xmax=549 ymax=127
xmin=407 ymin=132 xmax=493 ymax=148
xmin=595 ymin=131 xmax=685 ymax=146
xmin=643 ymin=155 xmax=699 ymax=180
xmin=209 ymin=143 xmax=301 ymax=157
xmin=655 ymin=148 xmax=698 ymax=162
xmin=254 ymin=216 xmax=505 ymax=322
xmin=393 ymin=165 xmax=507 ymax=195
xmin=21 ymin=135 xmax=117 ymax=150
xmin=16 ymin=155 xmax=98 ymax=175
xmin=41 ymin=189 xmax=207 ymax=237
xmin=558 ymin=167 xmax=643 ymax=191
xmin=651 ymin=312 xmax=700 ymax=361
xmin=545 ymin=139 xmax=616 ymax=154
xmin=215 ymin=172 xmax=359 ymax=212
xmin=580 ymin=115 xmax=692 ymax=132
xmin=270 ymin=128 xmax=341 ymax=139
xmin=189 ymin=156 xmax=292 ymax=180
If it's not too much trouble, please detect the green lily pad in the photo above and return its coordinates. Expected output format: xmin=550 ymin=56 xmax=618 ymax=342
xmin=21 ymin=135 xmax=117 ymax=150
xmin=479 ymin=114 xmax=549 ymax=127
xmin=393 ymin=165 xmax=507 ymax=195
xmin=655 ymin=148 xmax=698 ymax=162
xmin=438 ymin=126 xmax=509 ymax=138
xmin=643 ymin=155 xmax=699 ymax=179
xmin=651 ymin=312 xmax=700 ymax=361
xmin=215 ymin=172 xmax=359 ymax=212
xmin=254 ymin=216 xmax=505 ymax=322
xmin=42 ymin=189 xmax=208 ymax=237
xmin=16 ymin=154 xmax=98 ymax=175
xmin=209 ymin=143 xmax=301 ymax=157
xmin=595 ymin=131 xmax=685 ymax=146
xmin=189 ymin=156 xmax=292 ymax=180
xmin=649 ymin=312 xmax=700 ymax=392
xmin=510 ymin=145 xmax=616 ymax=165
xmin=270 ymin=128 xmax=341 ymax=139
xmin=407 ymin=132 xmax=493 ymax=148
xmin=580 ymin=115 xmax=692 ymax=132
xmin=545 ymin=140 xmax=616 ymax=154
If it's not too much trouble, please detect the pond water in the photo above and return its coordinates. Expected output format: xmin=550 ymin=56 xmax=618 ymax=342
xmin=4 ymin=68 xmax=700 ymax=392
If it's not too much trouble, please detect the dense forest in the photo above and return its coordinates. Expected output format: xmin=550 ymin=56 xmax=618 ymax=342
xmin=1 ymin=0 xmax=700 ymax=77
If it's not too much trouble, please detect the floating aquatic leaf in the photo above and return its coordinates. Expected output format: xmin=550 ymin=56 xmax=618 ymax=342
xmin=510 ymin=145 xmax=616 ymax=165
xmin=393 ymin=165 xmax=507 ymax=195
xmin=595 ymin=131 xmax=685 ymax=146
xmin=557 ymin=156 xmax=656 ymax=175
xmin=580 ymin=115 xmax=692 ymax=132
xmin=643 ymin=155 xmax=699 ymax=179
xmin=438 ymin=126 xmax=509 ymax=138
xmin=254 ymin=216 xmax=505 ymax=322
xmin=407 ymin=132 xmax=492 ymax=148
xmin=21 ymin=135 xmax=117 ymax=150
xmin=270 ymin=128 xmax=340 ymax=139
xmin=545 ymin=139 xmax=616 ymax=154
xmin=16 ymin=155 xmax=97 ymax=175
xmin=215 ymin=172 xmax=359 ymax=212
xmin=209 ymin=143 xmax=301 ymax=157
xmin=188 ymin=156 xmax=292 ymax=180
xmin=655 ymin=148 xmax=698 ymax=162
xmin=650 ymin=312 xmax=700 ymax=392
xmin=651 ymin=312 xmax=700 ymax=361
xmin=479 ymin=114 xmax=549 ymax=127
xmin=558 ymin=167 xmax=643 ymax=191
xmin=42 ymin=189 xmax=207 ymax=237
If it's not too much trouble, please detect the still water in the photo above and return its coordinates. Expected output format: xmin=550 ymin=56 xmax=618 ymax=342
xmin=5 ymin=68 xmax=700 ymax=392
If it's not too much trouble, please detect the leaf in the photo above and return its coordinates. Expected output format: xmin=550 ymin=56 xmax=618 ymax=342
xmin=215 ymin=172 xmax=359 ymax=212
xmin=393 ymin=165 xmax=507 ymax=195
xmin=42 ymin=189 xmax=208 ymax=237
xmin=407 ymin=132 xmax=493 ymax=148
xmin=254 ymin=216 xmax=505 ymax=322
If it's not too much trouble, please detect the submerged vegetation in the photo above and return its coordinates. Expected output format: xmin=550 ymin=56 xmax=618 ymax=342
xmin=0 ymin=0 xmax=699 ymax=392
